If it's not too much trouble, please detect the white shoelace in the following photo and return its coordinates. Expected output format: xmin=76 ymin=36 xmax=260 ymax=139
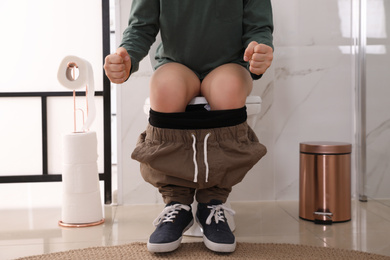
xmin=191 ymin=133 xmax=211 ymax=183
xmin=205 ymin=204 xmax=236 ymax=225
xmin=152 ymin=204 xmax=191 ymax=227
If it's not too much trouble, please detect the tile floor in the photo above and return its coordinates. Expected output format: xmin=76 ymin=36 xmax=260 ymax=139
xmin=1 ymin=200 xmax=390 ymax=259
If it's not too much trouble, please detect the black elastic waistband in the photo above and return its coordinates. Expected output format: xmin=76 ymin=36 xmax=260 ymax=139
xmin=149 ymin=106 xmax=247 ymax=129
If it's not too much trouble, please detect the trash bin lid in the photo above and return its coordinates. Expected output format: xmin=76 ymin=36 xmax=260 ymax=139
xmin=300 ymin=142 xmax=352 ymax=154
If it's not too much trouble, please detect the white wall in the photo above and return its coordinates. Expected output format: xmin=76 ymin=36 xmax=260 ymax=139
xmin=116 ymin=0 xmax=357 ymax=204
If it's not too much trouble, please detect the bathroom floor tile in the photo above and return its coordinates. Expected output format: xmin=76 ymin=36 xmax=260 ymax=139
xmin=1 ymin=200 xmax=390 ymax=259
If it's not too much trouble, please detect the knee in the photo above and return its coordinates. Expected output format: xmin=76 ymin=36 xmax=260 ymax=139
xmin=150 ymin=69 xmax=178 ymax=94
xmin=209 ymin=77 xmax=250 ymax=110
xmin=150 ymin=75 xmax=188 ymax=112
xmin=202 ymin=64 xmax=253 ymax=110
xmin=150 ymin=76 xmax=177 ymax=102
xmin=149 ymin=63 xmax=201 ymax=112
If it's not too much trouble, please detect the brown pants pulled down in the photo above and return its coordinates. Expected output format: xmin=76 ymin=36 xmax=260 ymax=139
xmin=131 ymin=122 xmax=266 ymax=205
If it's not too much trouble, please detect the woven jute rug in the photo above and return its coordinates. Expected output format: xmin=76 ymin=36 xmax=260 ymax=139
xmin=16 ymin=242 xmax=390 ymax=260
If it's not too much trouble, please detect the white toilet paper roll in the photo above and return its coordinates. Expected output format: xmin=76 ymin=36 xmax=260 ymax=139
xmin=62 ymin=131 xmax=98 ymax=164
xmin=57 ymin=55 xmax=96 ymax=130
xmin=61 ymin=190 xmax=103 ymax=224
xmin=61 ymin=130 xmax=103 ymax=225
xmin=62 ymin=163 xmax=99 ymax=194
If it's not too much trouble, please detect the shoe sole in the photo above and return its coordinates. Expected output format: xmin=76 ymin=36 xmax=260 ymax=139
xmin=196 ymin=217 xmax=236 ymax=253
xmin=147 ymin=219 xmax=194 ymax=253
xmin=203 ymin=236 xmax=236 ymax=253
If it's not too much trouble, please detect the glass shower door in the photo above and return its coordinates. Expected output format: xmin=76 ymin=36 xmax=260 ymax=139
xmin=361 ymin=0 xmax=390 ymax=205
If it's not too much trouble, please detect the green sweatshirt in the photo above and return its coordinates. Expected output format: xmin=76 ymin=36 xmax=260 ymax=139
xmin=120 ymin=0 xmax=273 ymax=80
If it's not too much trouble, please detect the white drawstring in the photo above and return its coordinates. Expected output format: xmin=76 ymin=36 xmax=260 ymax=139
xmin=191 ymin=133 xmax=211 ymax=183
xmin=204 ymin=133 xmax=211 ymax=183
xmin=191 ymin=134 xmax=198 ymax=182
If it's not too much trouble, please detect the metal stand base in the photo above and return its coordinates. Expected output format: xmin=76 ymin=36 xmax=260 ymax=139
xmin=58 ymin=219 xmax=105 ymax=228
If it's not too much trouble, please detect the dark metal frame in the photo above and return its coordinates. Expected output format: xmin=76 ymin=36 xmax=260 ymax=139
xmin=0 ymin=0 xmax=112 ymax=204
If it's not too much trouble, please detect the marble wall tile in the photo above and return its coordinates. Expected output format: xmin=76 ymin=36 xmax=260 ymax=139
xmin=359 ymin=0 xmax=390 ymax=200
xmin=272 ymin=45 xmax=354 ymax=200
xmin=365 ymin=49 xmax=390 ymax=199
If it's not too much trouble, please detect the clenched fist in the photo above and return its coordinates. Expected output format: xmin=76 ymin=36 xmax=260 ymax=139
xmin=104 ymin=47 xmax=132 ymax=84
xmin=243 ymin=41 xmax=273 ymax=76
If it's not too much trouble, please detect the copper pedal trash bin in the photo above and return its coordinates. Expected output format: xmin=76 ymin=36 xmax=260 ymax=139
xmin=299 ymin=142 xmax=352 ymax=224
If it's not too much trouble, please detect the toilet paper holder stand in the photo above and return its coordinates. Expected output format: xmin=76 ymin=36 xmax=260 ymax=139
xmin=58 ymin=62 xmax=104 ymax=228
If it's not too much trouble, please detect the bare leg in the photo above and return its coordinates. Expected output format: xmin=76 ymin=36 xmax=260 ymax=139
xmin=201 ymin=64 xmax=253 ymax=110
xmin=150 ymin=63 xmax=201 ymax=112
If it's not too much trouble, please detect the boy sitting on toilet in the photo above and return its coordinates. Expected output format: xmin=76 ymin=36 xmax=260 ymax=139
xmin=104 ymin=0 xmax=273 ymax=253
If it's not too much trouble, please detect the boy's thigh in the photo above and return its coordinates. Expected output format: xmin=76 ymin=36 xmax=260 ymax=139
xmin=150 ymin=62 xmax=201 ymax=112
xmin=200 ymin=63 xmax=253 ymax=110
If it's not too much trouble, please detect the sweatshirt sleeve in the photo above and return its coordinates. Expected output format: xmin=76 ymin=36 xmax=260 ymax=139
xmin=242 ymin=0 xmax=274 ymax=50
xmin=119 ymin=0 xmax=160 ymax=77
xmin=242 ymin=0 xmax=274 ymax=80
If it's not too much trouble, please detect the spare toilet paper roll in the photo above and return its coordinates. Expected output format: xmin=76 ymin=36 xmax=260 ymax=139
xmin=61 ymin=130 xmax=103 ymax=225
xmin=62 ymin=163 xmax=100 ymax=194
xmin=62 ymin=131 xmax=98 ymax=165
xmin=62 ymin=190 xmax=103 ymax=224
xmin=57 ymin=55 xmax=96 ymax=131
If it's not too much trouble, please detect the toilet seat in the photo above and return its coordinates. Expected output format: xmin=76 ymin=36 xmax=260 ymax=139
xmin=144 ymin=96 xmax=262 ymax=118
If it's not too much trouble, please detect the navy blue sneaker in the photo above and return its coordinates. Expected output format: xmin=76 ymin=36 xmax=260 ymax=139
xmin=196 ymin=200 xmax=236 ymax=252
xmin=147 ymin=202 xmax=194 ymax=253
